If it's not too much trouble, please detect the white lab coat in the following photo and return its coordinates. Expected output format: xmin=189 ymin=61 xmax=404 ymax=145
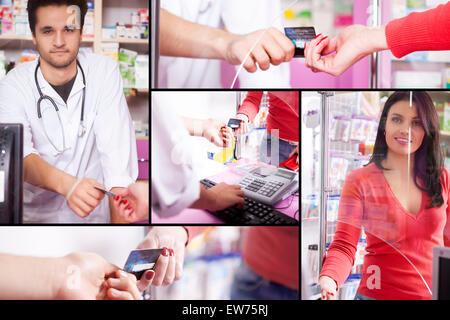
xmin=0 ymin=52 xmax=138 ymax=223
xmin=151 ymin=94 xmax=200 ymax=217
xmin=159 ymin=0 xmax=290 ymax=88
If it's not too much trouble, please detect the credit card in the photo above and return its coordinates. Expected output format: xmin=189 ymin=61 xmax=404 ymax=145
xmin=227 ymin=118 xmax=242 ymax=129
xmin=94 ymin=186 xmax=117 ymax=198
xmin=123 ymin=249 xmax=163 ymax=280
xmin=284 ymin=27 xmax=316 ymax=57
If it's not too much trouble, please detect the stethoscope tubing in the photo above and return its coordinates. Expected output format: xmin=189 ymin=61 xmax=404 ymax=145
xmin=35 ymin=58 xmax=86 ymax=154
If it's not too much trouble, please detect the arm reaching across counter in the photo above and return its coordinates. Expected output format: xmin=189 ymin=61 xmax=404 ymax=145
xmin=159 ymin=9 xmax=295 ymax=73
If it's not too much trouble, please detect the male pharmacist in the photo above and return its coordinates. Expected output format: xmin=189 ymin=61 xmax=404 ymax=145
xmin=0 ymin=0 xmax=137 ymax=223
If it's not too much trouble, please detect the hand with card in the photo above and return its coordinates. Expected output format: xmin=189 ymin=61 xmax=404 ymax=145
xmin=181 ymin=117 xmax=233 ymax=148
xmin=55 ymin=252 xmax=142 ymax=300
xmin=234 ymin=113 xmax=250 ymax=136
xmin=304 ymin=3 xmax=450 ymax=76
xmin=202 ymin=118 xmax=234 ymax=148
xmin=304 ymin=25 xmax=387 ymax=77
xmin=136 ymin=227 xmax=188 ymax=287
xmin=112 ymin=182 xmax=149 ymax=223
xmin=224 ymin=27 xmax=295 ymax=73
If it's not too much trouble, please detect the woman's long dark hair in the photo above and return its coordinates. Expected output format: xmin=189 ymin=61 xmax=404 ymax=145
xmin=368 ymin=91 xmax=444 ymax=208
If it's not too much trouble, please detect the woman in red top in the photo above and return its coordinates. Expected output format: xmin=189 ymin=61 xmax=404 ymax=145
xmin=319 ymin=91 xmax=450 ymax=300
xmin=303 ymin=2 xmax=450 ymax=76
xmin=235 ymin=91 xmax=299 ymax=166
xmin=134 ymin=226 xmax=299 ymax=300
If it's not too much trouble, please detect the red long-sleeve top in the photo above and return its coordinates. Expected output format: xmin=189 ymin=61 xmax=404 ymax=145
xmin=385 ymin=2 xmax=450 ymax=58
xmin=185 ymin=226 xmax=299 ymax=290
xmin=237 ymin=91 xmax=299 ymax=142
xmin=320 ymin=163 xmax=450 ymax=300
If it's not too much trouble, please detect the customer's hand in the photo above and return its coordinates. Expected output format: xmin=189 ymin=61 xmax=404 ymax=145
xmin=202 ymin=118 xmax=234 ymax=148
xmin=55 ymin=252 xmax=142 ymax=300
xmin=304 ymin=25 xmax=388 ymax=76
xmin=235 ymin=113 xmax=250 ymax=136
xmin=65 ymin=179 xmax=105 ymax=218
xmin=137 ymin=227 xmax=188 ymax=287
xmin=113 ymin=182 xmax=149 ymax=223
xmin=207 ymin=183 xmax=245 ymax=211
xmin=224 ymin=27 xmax=295 ymax=73
xmin=318 ymin=275 xmax=337 ymax=300
xmin=289 ymin=145 xmax=299 ymax=164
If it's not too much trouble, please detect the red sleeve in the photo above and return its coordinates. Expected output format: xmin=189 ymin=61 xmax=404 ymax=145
xmin=385 ymin=2 xmax=450 ymax=58
xmin=237 ymin=91 xmax=263 ymax=121
xmin=319 ymin=170 xmax=363 ymax=289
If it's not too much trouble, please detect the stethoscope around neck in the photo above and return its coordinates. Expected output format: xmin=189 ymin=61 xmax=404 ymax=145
xmin=35 ymin=59 xmax=86 ymax=155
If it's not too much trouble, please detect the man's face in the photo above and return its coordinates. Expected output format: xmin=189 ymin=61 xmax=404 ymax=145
xmin=32 ymin=5 xmax=82 ymax=68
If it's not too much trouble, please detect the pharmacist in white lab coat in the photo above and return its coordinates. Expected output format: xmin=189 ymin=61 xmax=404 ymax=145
xmin=0 ymin=2 xmax=137 ymax=223
xmin=159 ymin=0 xmax=291 ymax=88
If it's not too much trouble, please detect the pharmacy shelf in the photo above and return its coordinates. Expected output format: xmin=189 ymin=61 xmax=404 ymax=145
xmin=101 ymin=38 xmax=148 ymax=44
xmin=0 ymin=35 xmax=95 ymax=43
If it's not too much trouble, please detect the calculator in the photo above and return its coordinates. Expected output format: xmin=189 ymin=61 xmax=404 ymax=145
xmin=237 ymin=167 xmax=298 ymax=206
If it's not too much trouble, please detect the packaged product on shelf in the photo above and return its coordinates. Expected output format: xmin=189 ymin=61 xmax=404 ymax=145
xmin=361 ymin=119 xmax=372 ymax=142
xmin=331 ymin=117 xmax=351 ymax=142
xmin=138 ymin=9 xmax=149 ymax=39
xmin=119 ymin=48 xmax=137 ymax=66
xmin=135 ymin=54 xmax=148 ymax=89
xmin=116 ymin=23 xmax=140 ymax=39
xmin=139 ymin=21 xmax=148 ymax=39
xmin=18 ymin=48 xmax=37 ymax=63
xmin=13 ymin=13 xmax=26 ymax=35
xmin=329 ymin=157 xmax=348 ymax=189
xmin=305 ymin=194 xmax=318 ymax=219
xmin=435 ymin=101 xmax=444 ymax=128
xmin=338 ymin=275 xmax=360 ymax=300
xmin=327 ymin=195 xmax=340 ymax=222
xmin=139 ymin=9 xmax=148 ymax=22
xmin=83 ymin=1 xmax=94 ymax=38
xmin=444 ymin=68 xmax=450 ymax=89
xmin=119 ymin=62 xmax=131 ymax=88
xmin=102 ymin=26 xmax=116 ymax=39
xmin=368 ymin=120 xmax=378 ymax=142
xmin=350 ymin=116 xmax=363 ymax=141
xmin=100 ymin=42 xmax=119 ymax=61
xmin=307 ymin=244 xmax=319 ymax=282
xmin=133 ymin=120 xmax=145 ymax=138
xmin=0 ymin=6 xmax=13 ymax=35
xmin=444 ymin=102 xmax=450 ymax=132
xmin=131 ymin=12 xmax=139 ymax=25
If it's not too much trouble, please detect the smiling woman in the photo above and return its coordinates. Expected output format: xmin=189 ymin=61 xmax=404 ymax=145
xmin=370 ymin=91 xmax=443 ymax=209
xmin=318 ymin=91 xmax=450 ymax=300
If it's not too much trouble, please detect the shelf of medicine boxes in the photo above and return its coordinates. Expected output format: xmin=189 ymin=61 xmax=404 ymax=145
xmin=0 ymin=0 xmax=149 ymax=51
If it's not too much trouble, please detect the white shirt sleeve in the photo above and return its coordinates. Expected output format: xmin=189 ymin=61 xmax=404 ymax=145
xmin=151 ymin=94 xmax=200 ymax=217
xmin=0 ymin=73 xmax=39 ymax=158
xmin=221 ymin=0 xmax=291 ymax=88
xmin=93 ymin=58 xmax=138 ymax=190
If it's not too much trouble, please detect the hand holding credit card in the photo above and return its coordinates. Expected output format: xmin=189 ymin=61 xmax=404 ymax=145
xmin=123 ymin=249 xmax=163 ymax=280
xmin=94 ymin=186 xmax=117 ymax=198
xmin=284 ymin=27 xmax=316 ymax=57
